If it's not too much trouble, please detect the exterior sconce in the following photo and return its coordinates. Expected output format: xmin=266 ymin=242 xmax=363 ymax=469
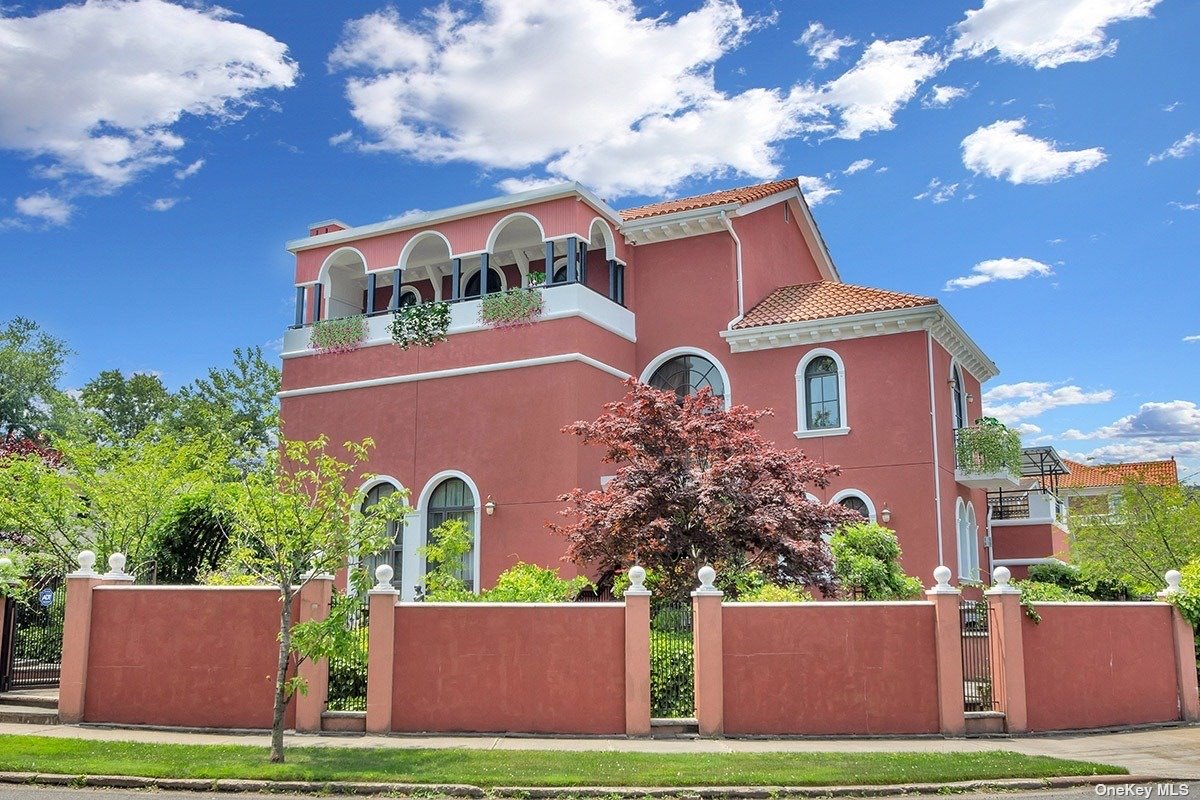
xmin=967 ymin=393 xmax=975 ymax=403
xmin=947 ymin=378 xmax=958 ymax=389
xmin=880 ymin=505 xmax=892 ymax=524
xmin=484 ymin=495 xmax=496 ymax=516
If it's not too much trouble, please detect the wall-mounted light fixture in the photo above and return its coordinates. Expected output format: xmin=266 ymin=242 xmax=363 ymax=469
xmin=947 ymin=378 xmax=958 ymax=389
xmin=880 ymin=504 xmax=892 ymax=524
xmin=967 ymin=393 xmax=975 ymax=404
xmin=484 ymin=495 xmax=496 ymax=516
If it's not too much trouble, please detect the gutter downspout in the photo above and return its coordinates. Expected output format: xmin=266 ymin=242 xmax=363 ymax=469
xmin=926 ymin=326 xmax=945 ymax=567
xmin=718 ymin=211 xmax=745 ymax=328
xmin=985 ymin=504 xmax=995 ymax=579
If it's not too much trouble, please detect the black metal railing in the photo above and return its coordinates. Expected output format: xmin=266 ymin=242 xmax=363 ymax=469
xmin=960 ymin=598 xmax=998 ymax=711
xmin=1 ymin=579 xmax=66 ymax=691
xmin=986 ymin=491 xmax=1030 ymax=520
xmin=649 ymin=603 xmax=695 ymax=719
xmin=325 ymin=594 xmax=369 ymax=712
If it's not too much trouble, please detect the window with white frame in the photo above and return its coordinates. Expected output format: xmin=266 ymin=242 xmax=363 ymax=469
xmin=362 ymin=482 xmax=403 ymax=589
xmin=951 ymin=363 xmax=967 ymax=430
xmin=425 ymin=476 xmax=476 ymax=587
xmin=795 ymin=349 xmax=847 ymax=435
xmin=831 ymin=489 xmax=875 ymax=523
xmin=956 ymin=498 xmax=980 ymax=580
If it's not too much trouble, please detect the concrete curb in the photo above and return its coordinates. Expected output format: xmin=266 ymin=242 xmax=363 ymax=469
xmin=0 ymin=771 xmax=1170 ymax=798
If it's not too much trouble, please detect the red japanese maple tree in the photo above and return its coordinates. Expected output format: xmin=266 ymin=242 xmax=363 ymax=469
xmin=552 ymin=379 xmax=858 ymax=601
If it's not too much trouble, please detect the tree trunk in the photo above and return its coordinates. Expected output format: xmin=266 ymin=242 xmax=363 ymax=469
xmin=269 ymin=586 xmax=293 ymax=763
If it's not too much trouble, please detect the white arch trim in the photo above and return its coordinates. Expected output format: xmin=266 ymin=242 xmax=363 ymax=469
xmin=949 ymin=358 xmax=968 ymax=429
xmin=397 ymin=286 xmax=421 ymax=305
xmin=639 ymin=346 xmax=733 ymax=409
xmin=415 ymin=469 xmax=482 ymax=595
xmin=831 ymin=488 xmax=876 ymax=523
xmin=350 ymin=475 xmax=414 ymax=594
xmin=317 ymin=246 xmax=369 ymax=285
xmin=794 ymin=347 xmax=849 ymax=439
xmin=484 ymin=211 xmax=547 ymax=254
xmin=588 ymin=216 xmax=617 ymax=260
xmin=397 ymin=230 xmax=454 ymax=270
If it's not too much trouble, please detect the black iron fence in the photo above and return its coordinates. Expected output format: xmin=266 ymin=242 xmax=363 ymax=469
xmin=1 ymin=579 xmax=66 ymax=691
xmin=960 ymin=598 xmax=998 ymax=711
xmin=325 ymin=594 xmax=369 ymax=712
xmin=649 ymin=603 xmax=694 ymax=718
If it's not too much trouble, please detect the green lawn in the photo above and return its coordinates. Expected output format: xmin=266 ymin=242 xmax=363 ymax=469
xmin=0 ymin=735 xmax=1124 ymax=788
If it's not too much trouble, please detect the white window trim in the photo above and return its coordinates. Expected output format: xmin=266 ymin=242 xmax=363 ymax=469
xmin=351 ymin=475 xmax=414 ymax=595
xmin=950 ymin=360 xmax=967 ymax=430
xmin=831 ymin=488 xmax=876 ymax=523
xmin=397 ymin=286 xmax=421 ymax=306
xmin=639 ymin=346 xmax=733 ymax=409
xmin=795 ymin=348 xmax=849 ymax=438
xmin=956 ymin=497 xmax=980 ymax=581
xmin=414 ymin=469 xmax=482 ymax=599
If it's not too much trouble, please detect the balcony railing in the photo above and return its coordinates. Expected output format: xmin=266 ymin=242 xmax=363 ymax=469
xmin=954 ymin=420 xmax=1022 ymax=477
xmin=987 ymin=489 xmax=1067 ymax=525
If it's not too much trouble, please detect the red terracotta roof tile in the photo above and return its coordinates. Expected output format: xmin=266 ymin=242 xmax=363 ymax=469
xmin=732 ymin=281 xmax=937 ymax=329
xmin=619 ymin=178 xmax=799 ymax=221
xmin=1058 ymin=458 xmax=1178 ymax=489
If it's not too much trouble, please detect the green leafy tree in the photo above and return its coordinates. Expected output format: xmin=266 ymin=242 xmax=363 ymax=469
xmin=483 ymin=563 xmax=592 ymax=602
xmin=148 ymin=489 xmax=232 ymax=584
xmin=1071 ymin=483 xmax=1200 ymax=593
xmin=173 ymin=346 xmax=280 ymax=459
xmin=0 ymin=317 xmax=72 ymax=438
xmin=221 ymin=436 xmax=408 ymax=763
xmin=419 ymin=518 xmax=474 ymax=601
xmin=79 ymin=369 xmax=175 ymax=442
xmin=829 ymin=522 xmax=924 ymax=600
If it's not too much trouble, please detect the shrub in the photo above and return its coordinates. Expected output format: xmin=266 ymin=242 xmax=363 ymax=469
xmin=389 ymin=302 xmax=451 ymax=350
xmin=738 ymin=582 xmax=813 ymax=602
xmin=483 ymin=562 xmax=592 ymax=602
xmin=830 ymin=522 xmax=924 ymax=600
xmin=310 ymin=315 xmax=366 ymax=355
xmin=479 ymin=288 xmax=543 ymax=329
xmin=954 ymin=416 xmax=1021 ymax=476
xmin=1011 ymin=579 xmax=1094 ymax=623
xmin=1026 ymin=561 xmax=1134 ymax=601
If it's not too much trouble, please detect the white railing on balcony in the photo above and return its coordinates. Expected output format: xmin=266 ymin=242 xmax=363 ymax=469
xmin=987 ymin=488 xmax=1068 ymax=527
xmin=281 ymin=282 xmax=635 ymax=358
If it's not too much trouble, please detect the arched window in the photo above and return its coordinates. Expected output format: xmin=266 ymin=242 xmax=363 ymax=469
xmin=956 ymin=499 xmax=980 ymax=580
xmin=362 ymin=482 xmax=403 ymax=589
xmin=831 ymin=489 xmax=875 ymax=523
xmin=648 ymin=353 xmax=725 ymax=403
xmin=463 ymin=268 xmax=503 ymax=298
xmin=398 ymin=287 xmax=419 ymax=307
xmin=839 ymin=495 xmax=869 ymax=518
xmin=425 ymin=477 xmax=476 ymax=588
xmin=951 ymin=363 xmax=967 ymax=430
xmin=795 ymin=349 xmax=847 ymax=437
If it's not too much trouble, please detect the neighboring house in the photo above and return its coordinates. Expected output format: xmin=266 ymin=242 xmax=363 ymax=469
xmin=279 ymin=178 xmax=1014 ymax=600
xmin=987 ymin=454 xmax=1179 ymax=578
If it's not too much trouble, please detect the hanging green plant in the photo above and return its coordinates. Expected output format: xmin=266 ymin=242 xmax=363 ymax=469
xmin=389 ymin=301 xmax=451 ymax=350
xmin=955 ymin=416 xmax=1022 ymax=476
xmin=309 ymin=315 xmax=366 ymax=355
xmin=479 ymin=287 xmax=544 ymax=329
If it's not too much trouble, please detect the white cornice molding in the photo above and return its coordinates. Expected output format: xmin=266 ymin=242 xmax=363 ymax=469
xmin=287 ymin=182 xmax=624 ymax=254
xmin=719 ymin=305 xmax=999 ymax=382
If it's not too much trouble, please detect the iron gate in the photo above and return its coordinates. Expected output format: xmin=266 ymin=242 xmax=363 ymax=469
xmin=0 ymin=578 xmax=66 ymax=691
xmin=325 ymin=593 xmax=368 ymax=711
xmin=649 ymin=603 xmax=694 ymax=718
xmin=960 ymin=598 xmax=998 ymax=711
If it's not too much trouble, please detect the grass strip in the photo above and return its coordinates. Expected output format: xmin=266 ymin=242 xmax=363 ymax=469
xmin=0 ymin=735 xmax=1124 ymax=788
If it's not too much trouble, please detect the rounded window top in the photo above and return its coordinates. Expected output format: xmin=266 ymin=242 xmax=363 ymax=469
xmin=648 ymin=354 xmax=725 ymax=402
xmin=839 ymin=495 xmax=869 ymax=518
xmin=806 ymin=355 xmax=838 ymax=377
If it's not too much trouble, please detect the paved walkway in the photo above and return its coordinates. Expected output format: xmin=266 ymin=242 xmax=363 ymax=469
xmin=1 ymin=722 xmax=1196 ymax=779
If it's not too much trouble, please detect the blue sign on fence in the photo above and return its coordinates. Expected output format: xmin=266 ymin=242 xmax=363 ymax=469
xmin=38 ymin=588 xmax=54 ymax=608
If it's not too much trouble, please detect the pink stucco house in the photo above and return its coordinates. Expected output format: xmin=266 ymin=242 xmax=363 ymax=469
xmin=279 ymin=178 xmax=1019 ymax=599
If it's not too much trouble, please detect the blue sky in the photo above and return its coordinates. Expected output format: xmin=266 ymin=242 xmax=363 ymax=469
xmin=1 ymin=0 xmax=1197 ymax=476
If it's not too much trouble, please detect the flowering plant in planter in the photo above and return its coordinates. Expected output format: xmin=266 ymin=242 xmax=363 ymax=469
xmin=479 ymin=287 xmax=544 ymax=329
xmin=309 ymin=315 xmax=366 ymax=355
xmin=389 ymin=301 xmax=450 ymax=350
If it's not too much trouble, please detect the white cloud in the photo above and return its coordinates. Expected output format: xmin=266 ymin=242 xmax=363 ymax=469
xmin=796 ymin=175 xmax=839 ymax=205
xmin=13 ymin=192 xmax=72 ymax=225
xmin=174 ymin=159 xmax=205 ymax=181
xmin=0 ymin=0 xmax=296 ymax=196
xmin=944 ymin=256 xmax=1051 ymax=290
xmin=796 ymin=21 xmax=855 ymax=68
xmin=982 ymin=381 xmax=1115 ymax=424
xmin=1171 ymin=201 xmax=1200 ymax=212
xmin=953 ymin=0 xmax=1163 ymax=69
xmin=1060 ymin=401 xmax=1200 ymax=463
xmin=923 ymin=85 xmax=968 ymax=108
xmin=149 ymin=197 xmax=180 ymax=212
xmin=961 ymin=119 xmax=1106 ymax=184
xmin=329 ymin=2 xmax=943 ymax=198
xmin=914 ymin=177 xmax=960 ymax=203
xmin=843 ymin=158 xmax=873 ymax=175
xmin=1014 ymin=422 xmax=1042 ymax=436
xmin=1163 ymin=101 xmax=1181 ymax=112
xmin=1184 ymin=335 xmax=1200 ymax=343
xmin=1147 ymin=131 xmax=1200 ymax=165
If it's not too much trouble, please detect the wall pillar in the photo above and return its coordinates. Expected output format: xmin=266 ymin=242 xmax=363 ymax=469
xmin=294 ymin=575 xmax=334 ymax=733
xmin=691 ymin=566 xmax=723 ymax=737
xmin=985 ymin=567 xmax=1028 ymax=733
xmin=544 ymin=242 xmax=555 ymax=285
xmin=1161 ymin=570 xmax=1200 ymax=722
xmin=565 ymin=236 xmax=578 ymax=283
xmin=623 ymin=567 xmax=651 ymax=737
xmin=366 ymin=273 xmax=377 ymax=315
xmin=59 ymin=551 xmax=132 ymax=723
xmin=292 ymin=286 xmax=306 ymax=328
xmin=365 ymin=566 xmax=398 ymax=734
xmin=927 ymin=566 xmax=965 ymax=736
xmin=478 ymin=252 xmax=491 ymax=297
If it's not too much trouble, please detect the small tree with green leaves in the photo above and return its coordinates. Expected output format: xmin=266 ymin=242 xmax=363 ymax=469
xmin=222 ymin=436 xmax=409 ymax=763
xmin=419 ymin=518 xmax=474 ymax=601
xmin=830 ymin=522 xmax=924 ymax=600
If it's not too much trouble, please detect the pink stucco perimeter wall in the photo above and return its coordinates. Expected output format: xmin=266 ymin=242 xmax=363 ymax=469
xmin=84 ymin=587 xmax=296 ymax=729
xmin=721 ymin=603 xmax=941 ymax=735
xmin=1022 ymin=604 xmax=1181 ymax=732
xmin=391 ymin=604 xmax=626 ymax=734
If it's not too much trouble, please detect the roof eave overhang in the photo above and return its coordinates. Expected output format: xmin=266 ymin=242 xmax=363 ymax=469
xmin=286 ymin=182 xmax=625 ymax=254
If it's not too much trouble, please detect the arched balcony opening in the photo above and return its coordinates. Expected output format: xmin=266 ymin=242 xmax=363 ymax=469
xmin=320 ymin=248 xmax=368 ymax=320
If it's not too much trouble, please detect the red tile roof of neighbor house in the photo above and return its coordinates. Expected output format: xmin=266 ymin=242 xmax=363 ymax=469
xmin=732 ymin=281 xmax=938 ymax=329
xmin=619 ymin=178 xmax=800 ymax=221
xmin=1059 ymin=458 xmax=1179 ymax=489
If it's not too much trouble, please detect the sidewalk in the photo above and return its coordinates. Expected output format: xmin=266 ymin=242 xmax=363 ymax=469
xmin=1 ymin=721 xmax=1196 ymax=780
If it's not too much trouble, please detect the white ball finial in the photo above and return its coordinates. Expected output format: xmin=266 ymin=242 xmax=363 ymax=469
xmin=992 ymin=566 xmax=1011 ymax=586
xmin=629 ymin=565 xmax=646 ymax=591
xmin=698 ymin=565 xmax=716 ymax=590
xmin=108 ymin=553 xmax=127 ymax=575
xmin=933 ymin=565 xmax=952 ymax=588
xmin=1163 ymin=569 xmax=1182 ymax=596
xmin=373 ymin=563 xmax=395 ymax=590
xmin=77 ymin=550 xmax=97 ymax=575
